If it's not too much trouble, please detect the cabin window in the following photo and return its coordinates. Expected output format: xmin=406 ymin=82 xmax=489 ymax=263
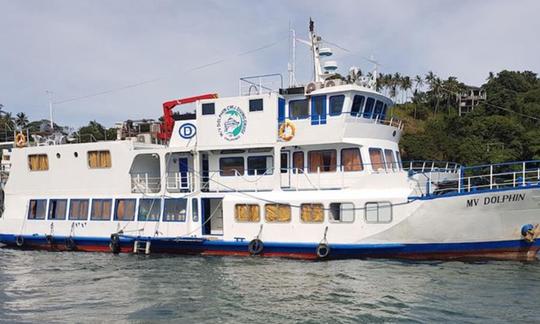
xmin=265 ymin=204 xmax=291 ymax=222
xmin=363 ymin=97 xmax=375 ymax=118
xmin=308 ymin=150 xmax=337 ymax=173
xmin=365 ymin=202 xmax=393 ymax=223
xmin=395 ymin=151 xmax=403 ymax=170
xmin=247 ymin=156 xmax=273 ymax=175
xmin=28 ymin=154 xmax=49 ymax=171
xmin=48 ymin=199 xmax=67 ymax=220
xmin=219 ymin=157 xmax=244 ymax=176
xmin=88 ymin=150 xmax=111 ymax=169
xmin=192 ymin=198 xmax=199 ymax=222
xmin=300 ymin=203 xmax=324 ymax=223
xmin=28 ymin=199 xmax=47 ymax=220
xmin=382 ymin=103 xmax=388 ymax=120
xmin=293 ymin=151 xmax=304 ymax=173
xmin=329 ymin=95 xmax=345 ymax=115
xmin=384 ymin=149 xmax=397 ymax=170
xmin=138 ymin=198 xmax=161 ymax=221
xmin=90 ymin=199 xmax=112 ymax=221
xmin=289 ymin=99 xmax=309 ymax=119
xmin=312 ymin=95 xmax=326 ymax=119
xmin=374 ymin=100 xmax=384 ymax=120
xmin=69 ymin=199 xmax=89 ymax=220
xmin=369 ymin=148 xmax=385 ymax=171
xmin=341 ymin=148 xmax=363 ymax=171
xmin=249 ymin=99 xmax=263 ymax=112
xmin=351 ymin=95 xmax=365 ymax=116
xmin=114 ymin=199 xmax=136 ymax=221
xmin=329 ymin=203 xmax=355 ymax=222
xmin=280 ymin=152 xmax=288 ymax=173
xmin=163 ymin=198 xmax=187 ymax=222
xmin=235 ymin=204 xmax=260 ymax=222
xmin=202 ymin=103 xmax=215 ymax=115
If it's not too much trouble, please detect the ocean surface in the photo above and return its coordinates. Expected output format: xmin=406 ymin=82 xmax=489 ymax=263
xmin=0 ymin=249 xmax=538 ymax=323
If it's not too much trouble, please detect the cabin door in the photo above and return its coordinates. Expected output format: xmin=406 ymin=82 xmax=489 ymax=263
xmin=201 ymin=198 xmax=223 ymax=236
xmin=178 ymin=157 xmax=189 ymax=190
xmin=280 ymin=151 xmax=290 ymax=188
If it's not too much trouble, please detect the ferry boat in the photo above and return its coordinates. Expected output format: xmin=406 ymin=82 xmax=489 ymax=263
xmin=1 ymin=21 xmax=539 ymax=260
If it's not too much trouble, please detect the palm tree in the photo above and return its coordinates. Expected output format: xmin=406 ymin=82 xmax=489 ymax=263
xmin=15 ymin=112 xmax=29 ymax=129
xmin=414 ymin=75 xmax=424 ymax=93
xmin=401 ymin=76 xmax=412 ymax=103
xmin=1 ymin=112 xmax=14 ymax=131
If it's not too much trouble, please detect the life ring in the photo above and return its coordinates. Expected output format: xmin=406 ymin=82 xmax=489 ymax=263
xmin=109 ymin=234 xmax=121 ymax=254
xmin=65 ymin=237 xmax=76 ymax=251
xmin=279 ymin=119 xmax=296 ymax=141
xmin=15 ymin=133 xmax=26 ymax=148
xmin=248 ymin=238 xmax=264 ymax=255
xmin=15 ymin=235 xmax=24 ymax=247
xmin=316 ymin=243 xmax=330 ymax=258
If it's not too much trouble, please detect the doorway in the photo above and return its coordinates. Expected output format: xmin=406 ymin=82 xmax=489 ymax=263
xmin=201 ymin=198 xmax=223 ymax=235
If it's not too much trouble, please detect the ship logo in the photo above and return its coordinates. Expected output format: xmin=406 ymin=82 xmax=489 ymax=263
xmin=217 ymin=106 xmax=247 ymax=141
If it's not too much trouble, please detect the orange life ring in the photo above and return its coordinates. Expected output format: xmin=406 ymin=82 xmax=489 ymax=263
xmin=279 ymin=119 xmax=296 ymax=141
xmin=15 ymin=133 xmax=26 ymax=148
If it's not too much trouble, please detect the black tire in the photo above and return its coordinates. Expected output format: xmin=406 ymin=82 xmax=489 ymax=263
xmin=46 ymin=234 xmax=53 ymax=245
xmin=316 ymin=243 xmax=330 ymax=259
xmin=15 ymin=235 xmax=24 ymax=247
xmin=109 ymin=234 xmax=120 ymax=254
xmin=65 ymin=237 xmax=76 ymax=251
xmin=248 ymin=239 xmax=264 ymax=255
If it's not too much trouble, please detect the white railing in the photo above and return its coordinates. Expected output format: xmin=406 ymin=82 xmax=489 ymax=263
xmin=239 ymin=74 xmax=283 ymax=96
xmin=130 ymin=173 xmax=161 ymax=193
xmin=404 ymin=160 xmax=461 ymax=174
xmin=165 ymin=172 xmax=192 ymax=192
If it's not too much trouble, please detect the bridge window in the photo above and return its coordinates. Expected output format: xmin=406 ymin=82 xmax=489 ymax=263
xmin=163 ymin=198 xmax=187 ymax=222
xmin=293 ymin=151 xmax=304 ymax=173
xmin=192 ymin=198 xmax=199 ymax=222
xmin=363 ymin=97 xmax=375 ymax=118
xmin=138 ymin=198 xmax=162 ymax=221
xmin=289 ymin=99 xmax=309 ymax=119
xmin=329 ymin=95 xmax=345 ymax=115
xmin=300 ymin=203 xmax=324 ymax=223
xmin=235 ymin=204 xmax=260 ymax=222
xmin=114 ymin=199 xmax=136 ymax=221
xmin=48 ymin=199 xmax=67 ymax=220
xmin=308 ymin=150 xmax=336 ymax=173
xmin=220 ymin=157 xmax=244 ymax=176
xmin=369 ymin=148 xmax=385 ymax=171
xmin=28 ymin=199 xmax=47 ymax=220
xmin=247 ymin=156 xmax=273 ymax=175
xmin=384 ymin=149 xmax=397 ymax=170
xmin=28 ymin=154 xmax=49 ymax=171
xmin=373 ymin=100 xmax=384 ymax=120
xmin=351 ymin=95 xmax=365 ymax=116
xmin=69 ymin=199 xmax=89 ymax=220
xmin=249 ymin=99 xmax=263 ymax=112
xmin=365 ymin=202 xmax=392 ymax=223
xmin=329 ymin=203 xmax=354 ymax=222
xmin=395 ymin=151 xmax=403 ymax=170
xmin=88 ymin=150 xmax=111 ymax=169
xmin=202 ymin=103 xmax=215 ymax=115
xmin=341 ymin=148 xmax=363 ymax=171
xmin=265 ymin=204 xmax=291 ymax=222
xmin=91 ymin=199 xmax=112 ymax=221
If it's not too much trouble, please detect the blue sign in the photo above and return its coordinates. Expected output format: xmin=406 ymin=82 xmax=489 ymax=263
xmin=179 ymin=123 xmax=196 ymax=139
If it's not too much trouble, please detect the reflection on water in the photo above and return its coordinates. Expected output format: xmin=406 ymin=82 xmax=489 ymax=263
xmin=0 ymin=249 xmax=538 ymax=323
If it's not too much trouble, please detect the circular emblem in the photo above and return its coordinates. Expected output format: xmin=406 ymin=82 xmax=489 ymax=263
xmin=179 ymin=123 xmax=196 ymax=139
xmin=217 ymin=105 xmax=247 ymax=141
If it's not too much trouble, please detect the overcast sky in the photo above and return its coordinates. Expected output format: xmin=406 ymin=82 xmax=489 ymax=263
xmin=1 ymin=0 xmax=539 ymax=127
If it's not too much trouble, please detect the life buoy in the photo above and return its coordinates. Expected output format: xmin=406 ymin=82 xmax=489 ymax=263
xmin=316 ymin=243 xmax=330 ymax=258
xmin=109 ymin=233 xmax=121 ymax=254
xmin=15 ymin=235 xmax=24 ymax=247
xmin=46 ymin=234 xmax=53 ymax=245
xmin=15 ymin=133 xmax=26 ymax=148
xmin=65 ymin=237 xmax=76 ymax=251
xmin=279 ymin=119 xmax=296 ymax=141
xmin=248 ymin=238 xmax=264 ymax=255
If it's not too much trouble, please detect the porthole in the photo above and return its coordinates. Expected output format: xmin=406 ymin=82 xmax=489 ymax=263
xmin=392 ymin=130 xmax=397 ymax=137
xmin=74 ymin=152 xmax=79 ymax=158
xmin=56 ymin=153 xmax=61 ymax=159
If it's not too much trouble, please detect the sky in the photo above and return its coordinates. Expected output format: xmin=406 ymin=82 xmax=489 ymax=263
xmin=1 ymin=0 xmax=540 ymax=127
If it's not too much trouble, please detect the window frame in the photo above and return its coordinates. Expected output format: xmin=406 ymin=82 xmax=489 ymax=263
xmin=308 ymin=149 xmax=337 ymax=173
xmin=329 ymin=95 xmax=345 ymax=116
xmin=28 ymin=154 xmax=49 ymax=171
xmin=87 ymin=150 xmax=112 ymax=169
xmin=288 ymin=99 xmax=310 ymax=120
xmin=163 ymin=198 xmax=188 ymax=222
xmin=341 ymin=148 xmax=364 ymax=172
xmin=48 ymin=199 xmax=68 ymax=221
xmin=363 ymin=97 xmax=376 ymax=118
xmin=192 ymin=198 xmax=199 ymax=222
xmin=364 ymin=201 xmax=393 ymax=224
xmin=219 ymin=156 xmax=245 ymax=176
xmin=90 ymin=199 xmax=113 ymax=221
xmin=234 ymin=204 xmax=261 ymax=222
xmin=351 ymin=95 xmax=366 ymax=117
xmin=138 ymin=198 xmax=162 ymax=222
xmin=202 ymin=102 xmax=215 ymax=115
xmin=27 ymin=199 xmax=47 ymax=220
xmin=369 ymin=148 xmax=386 ymax=171
xmin=249 ymin=98 xmax=264 ymax=112
xmin=114 ymin=198 xmax=137 ymax=221
xmin=293 ymin=151 xmax=305 ymax=173
xmin=68 ymin=199 xmax=90 ymax=221
xmin=300 ymin=203 xmax=325 ymax=223
xmin=329 ymin=202 xmax=355 ymax=223
xmin=264 ymin=203 xmax=292 ymax=223
xmin=247 ymin=155 xmax=273 ymax=176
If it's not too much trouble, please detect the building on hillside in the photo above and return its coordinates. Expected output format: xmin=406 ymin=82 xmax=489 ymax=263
xmin=458 ymin=85 xmax=487 ymax=116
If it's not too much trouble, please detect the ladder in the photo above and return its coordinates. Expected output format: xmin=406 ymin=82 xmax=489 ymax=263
xmin=133 ymin=240 xmax=151 ymax=255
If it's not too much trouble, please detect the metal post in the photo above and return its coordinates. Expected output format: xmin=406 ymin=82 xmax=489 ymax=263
xmin=489 ymin=165 xmax=493 ymax=189
xmin=523 ymin=162 xmax=526 ymax=186
xmin=317 ymin=166 xmax=321 ymax=190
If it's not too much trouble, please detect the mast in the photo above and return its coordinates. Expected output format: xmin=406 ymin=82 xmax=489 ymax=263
xmin=309 ymin=18 xmax=323 ymax=83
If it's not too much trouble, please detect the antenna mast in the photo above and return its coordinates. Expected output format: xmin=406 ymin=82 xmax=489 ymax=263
xmin=46 ymin=90 xmax=54 ymax=129
xmin=288 ymin=26 xmax=297 ymax=87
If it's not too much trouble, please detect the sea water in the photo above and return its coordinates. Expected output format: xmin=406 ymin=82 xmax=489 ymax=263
xmin=0 ymin=249 xmax=538 ymax=323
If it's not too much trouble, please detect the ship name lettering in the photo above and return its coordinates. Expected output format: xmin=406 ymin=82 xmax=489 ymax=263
xmin=467 ymin=193 xmax=525 ymax=207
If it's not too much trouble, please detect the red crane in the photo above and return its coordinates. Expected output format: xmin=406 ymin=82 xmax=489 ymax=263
xmin=157 ymin=93 xmax=218 ymax=140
